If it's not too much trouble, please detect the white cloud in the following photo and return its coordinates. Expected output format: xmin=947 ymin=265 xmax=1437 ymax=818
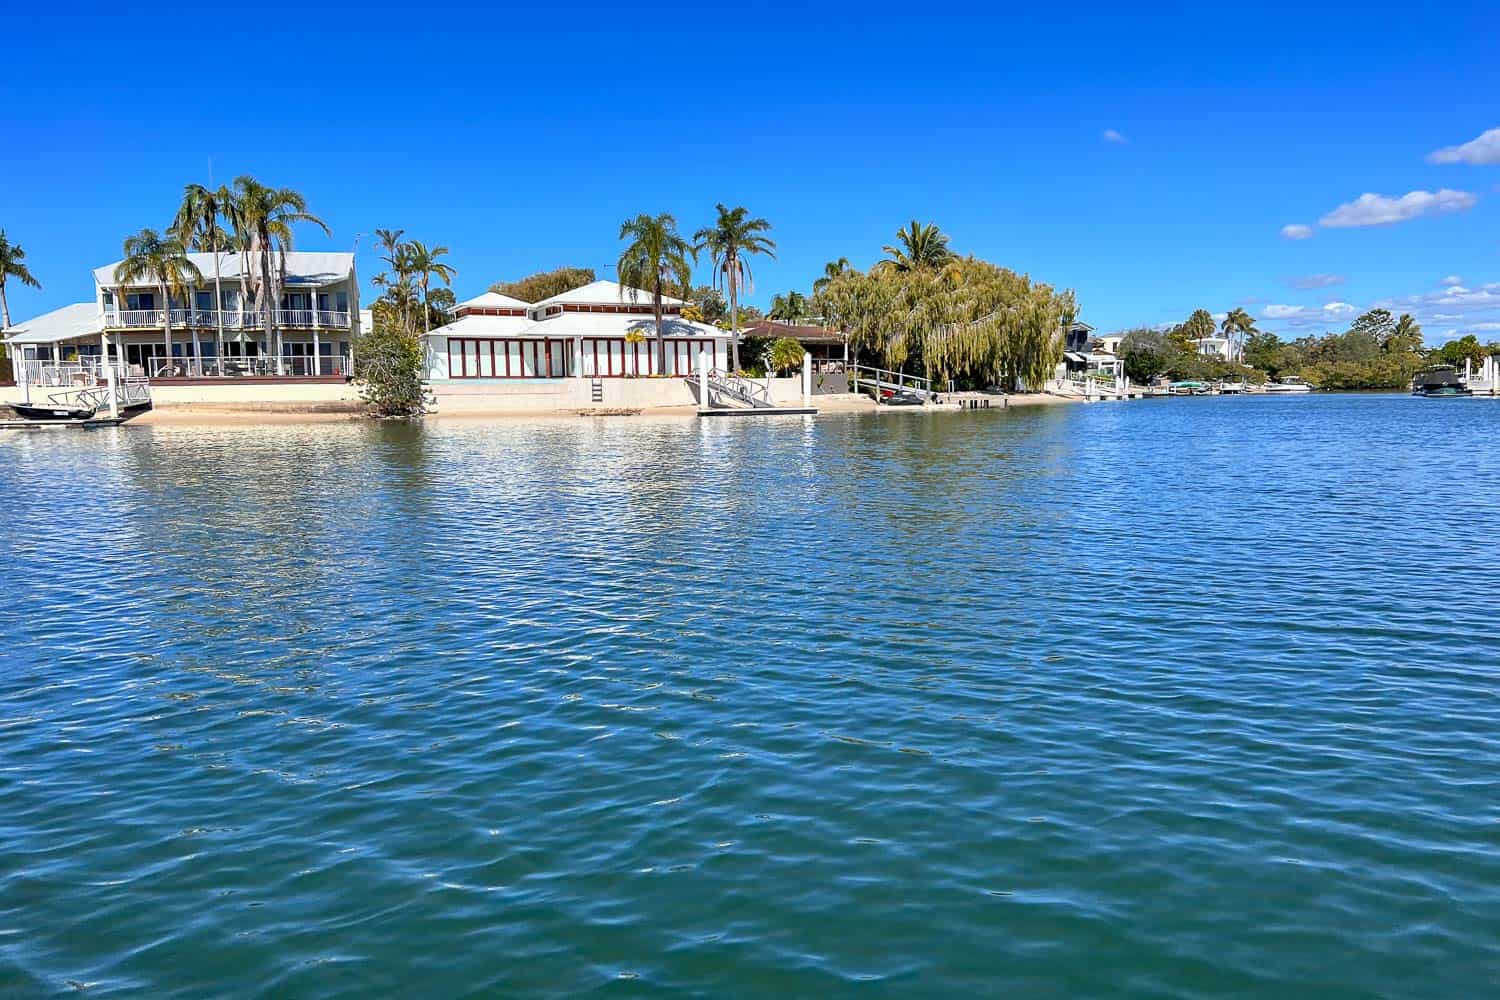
xmin=1322 ymin=301 xmax=1357 ymax=315
xmin=1289 ymin=273 xmax=1345 ymax=289
xmin=1280 ymin=224 xmax=1314 ymax=240
xmin=1319 ymin=189 xmax=1477 ymax=228
xmin=1263 ymin=304 xmax=1307 ymax=319
xmin=1441 ymin=275 xmax=1463 ymax=286
xmin=1426 ymin=127 xmax=1500 ymax=165
xmin=1102 ymin=129 xmax=1127 ymax=144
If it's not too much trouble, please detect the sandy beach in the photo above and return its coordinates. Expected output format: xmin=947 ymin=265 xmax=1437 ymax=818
xmin=117 ymin=391 xmax=1073 ymax=428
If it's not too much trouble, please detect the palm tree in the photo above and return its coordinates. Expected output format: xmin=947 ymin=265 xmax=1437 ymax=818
xmin=232 ymin=176 xmax=329 ymax=372
xmin=114 ymin=229 xmax=203 ymax=369
xmin=882 ymin=221 xmax=954 ymax=271
xmin=374 ymin=228 xmax=408 ymax=332
xmin=220 ymin=190 xmax=253 ymax=343
xmin=693 ymin=204 xmax=776 ymax=372
xmin=172 ymin=183 xmax=231 ymax=366
xmin=0 ymin=230 xmax=42 ymax=330
xmin=812 ymin=257 xmax=851 ymax=294
xmin=1220 ymin=307 xmax=1257 ymax=363
xmin=768 ymin=291 xmax=809 ymax=323
xmin=616 ymin=213 xmax=695 ymax=372
xmin=402 ymin=240 xmax=456 ymax=333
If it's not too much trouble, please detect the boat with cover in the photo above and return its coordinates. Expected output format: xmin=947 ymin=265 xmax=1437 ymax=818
xmin=1411 ymin=366 xmax=1471 ymax=397
xmin=1264 ymin=376 xmax=1313 ymax=393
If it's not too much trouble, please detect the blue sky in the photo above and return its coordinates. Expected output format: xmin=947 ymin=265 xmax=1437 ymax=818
xmin=3 ymin=1 xmax=1498 ymax=342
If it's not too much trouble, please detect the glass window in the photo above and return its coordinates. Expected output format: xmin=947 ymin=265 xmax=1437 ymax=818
xmin=478 ymin=341 xmax=494 ymax=377
xmin=335 ymin=292 xmax=349 ymax=312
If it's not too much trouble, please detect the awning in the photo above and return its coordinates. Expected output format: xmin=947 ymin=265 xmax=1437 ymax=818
xmin=1064 ymin=352 xmax=1087 ymax=362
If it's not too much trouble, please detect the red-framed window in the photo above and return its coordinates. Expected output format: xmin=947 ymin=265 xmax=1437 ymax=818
xmin=446 ymin=338 xmax=570 ymax=378
xmin=580 ymin=338 xmax=720 ymax=377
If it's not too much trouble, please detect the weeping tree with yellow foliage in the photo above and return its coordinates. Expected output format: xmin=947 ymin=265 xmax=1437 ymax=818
xmin=814 ymin=254 xmax=1075 ymax=391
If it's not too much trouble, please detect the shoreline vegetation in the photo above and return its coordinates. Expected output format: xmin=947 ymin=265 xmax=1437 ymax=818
xmin=8 ymin=186 xmax=1496 ymax=412
xmin=1118 ymin=306 xmax=1494 ymax=391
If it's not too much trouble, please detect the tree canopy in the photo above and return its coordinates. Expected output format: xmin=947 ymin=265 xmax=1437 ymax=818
xmin=814 ymin=255 xmax=1075 ymax=389
xmin=490 ymin=266 xmax=595 ymax=303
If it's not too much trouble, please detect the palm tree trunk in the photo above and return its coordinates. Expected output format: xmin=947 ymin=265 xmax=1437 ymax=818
xmin=1 ymin=280 xmax=10 ymax=329
xmin=729 ymin=262 xmax=740 ymax=372
xmin=654 ymin=284 xmax=665 ymax=374
xmin=160 ymin=281 xmax=173 ymax=372
xmin=262 ymin=242 xmax=280 ymax=374
xmin=238 ymin=249 xmax=250 ymax=362
xmin=213 ymin=240 xmax=225 ymax=374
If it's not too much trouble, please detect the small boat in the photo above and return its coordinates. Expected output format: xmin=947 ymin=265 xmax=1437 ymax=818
xmin=1168 ymin=380 xmax=1211 ymax=395
xmin=1264 ymin=376 xmax=1313 ymax=394
xmin=8 ymin=402 xmax=98 ymax=421
xmin=1411 ymin=366 xmax=1471 ymax=398
xmin=882 ymin=390 xmax=925 ymax=406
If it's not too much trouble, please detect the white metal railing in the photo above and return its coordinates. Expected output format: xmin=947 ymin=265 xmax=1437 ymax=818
xmin=46 ymin=377 xmax=152 ymax=412
xmin=15 ymin=359 xmax=125 ymax=387
xmin=102 ymin=309 xmax=351 ymax=330
xmin=693 ymin=367 xmax=773 ymax=408
xmin=849 ymin=363 xmax=933 ymax=399
xmin=149 ymin=354 xmax=352 ymax=378
xmin=106 ymin=309 xmax=166 ymax=328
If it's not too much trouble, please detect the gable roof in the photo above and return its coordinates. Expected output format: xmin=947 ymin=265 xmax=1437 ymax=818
xmin=530 ymin=279 xmax=685 ymax=309
xmin=458 ymin=291 xmax=531 ymax=309
xmin=93 ymin=251 xmax=354 ymax=288
xmin=2 ymin=302 xmax=101 ymax=344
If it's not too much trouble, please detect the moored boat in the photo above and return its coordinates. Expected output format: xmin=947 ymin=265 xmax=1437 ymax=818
xmin=1411 ymin=365 xmax=1471 ymax=398
xmin=1264 ymin=376 xmax=1313 ymax=394
xmin=8 ymin=402 xmax=98 ymax=421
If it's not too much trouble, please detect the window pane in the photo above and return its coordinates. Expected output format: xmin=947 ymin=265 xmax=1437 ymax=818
xmin=464 ymin=339 xmax=479 ymax=377
xmin=507 ymin=341 xmax=522 ymax=376
xmin=478 ymin=341 xmax=494 ymax=377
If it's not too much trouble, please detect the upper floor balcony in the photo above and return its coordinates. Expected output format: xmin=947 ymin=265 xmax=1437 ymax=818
xmin=103 ymin=308 xmax=354 ymax=331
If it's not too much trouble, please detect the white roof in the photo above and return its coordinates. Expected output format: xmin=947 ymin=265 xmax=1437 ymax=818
xmin=518 ymin=312 xmax=727 ymax=339
xmin=93 ymin=251 xmax=353 ymax=288
xmin=425 ymin=313 xmax=535 ymax=338
xmin=2 ymin=303 xmax=100 ymax=345
xmin=423 ymin=311 xmax=727 ymax=341
xmin=531 ymin=279 xmax=685 ymax=309
xmin=458 ymin=291 xmax=530 ymax=309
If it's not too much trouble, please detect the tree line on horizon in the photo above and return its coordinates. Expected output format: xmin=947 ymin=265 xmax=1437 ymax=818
xmin=1114 ymin=306 xmax=1489 ymax=389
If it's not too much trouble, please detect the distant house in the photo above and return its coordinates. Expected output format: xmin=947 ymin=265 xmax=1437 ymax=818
xmin=1062 ymin=321 xmax=1096 ymax=354
xmin=742 ymin=320 xmax=847 ymax=368
xmin=1191 ymin=336 xmax=1233 ymax=361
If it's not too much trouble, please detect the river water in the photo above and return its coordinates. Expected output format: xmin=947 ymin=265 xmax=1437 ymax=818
xmin=2 ymin=396 xmax=1498 ymax=997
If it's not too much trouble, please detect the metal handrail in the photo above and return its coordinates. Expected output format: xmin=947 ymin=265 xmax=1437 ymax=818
xmin=692 ymin=367 xmax=773 ymax=408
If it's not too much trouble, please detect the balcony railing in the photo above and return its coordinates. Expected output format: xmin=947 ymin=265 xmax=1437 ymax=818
xmin=103 ymin=309 xmax=352 ymax=330
xmin=12 ymin=355 xmax=352 ymax=384
xmin=149 ymin=354 xmax=353 ymax=378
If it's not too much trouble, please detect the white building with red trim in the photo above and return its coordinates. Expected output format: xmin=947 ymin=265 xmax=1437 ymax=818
xmin=423 ymin=280 xmax=731 ymax=383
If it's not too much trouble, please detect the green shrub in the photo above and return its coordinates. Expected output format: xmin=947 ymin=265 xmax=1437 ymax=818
xmin=354 ymin=324 xmax=425 ymax=416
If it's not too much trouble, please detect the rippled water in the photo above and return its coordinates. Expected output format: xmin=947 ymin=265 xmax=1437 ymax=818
xmin=3 ymin=396 xmax=1499 ymax=997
